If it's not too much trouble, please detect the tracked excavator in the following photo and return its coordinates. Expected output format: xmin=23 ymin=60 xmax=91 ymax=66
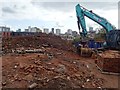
xmin=75 ymin=4 xmax=120 ymax=57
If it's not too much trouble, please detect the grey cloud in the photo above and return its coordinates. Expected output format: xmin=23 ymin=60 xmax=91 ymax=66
xmin=31 ymin=2 xmax=117 ymax=12
xmin=13 ymin=4 xmax=26 ymax=9
xmin=2 ymin=7 xmax=16 ymax=13
xmin=31 ymin=2 xmax=75 ymax=12
xmin=80 ymin=2 xmax=117 ymax=10
xmin=14 ymin=5 xmax=17 ymax=8
xmin=1 ymin=2 xmax=27 ymax=14
xmin=21 ymin=6 xmax=26 ymax=9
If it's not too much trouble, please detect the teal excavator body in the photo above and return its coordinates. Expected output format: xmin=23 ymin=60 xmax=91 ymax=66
xmin=75 ymin=4 xmax=120 ymax=50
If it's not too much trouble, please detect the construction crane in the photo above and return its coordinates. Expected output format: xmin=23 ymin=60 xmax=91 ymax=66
xmin=75 ymin=4 xmax=120 ymax=50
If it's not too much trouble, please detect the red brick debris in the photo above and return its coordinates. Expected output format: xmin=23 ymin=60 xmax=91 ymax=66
xmin=2 ymin=33 xmax=119 ymax=89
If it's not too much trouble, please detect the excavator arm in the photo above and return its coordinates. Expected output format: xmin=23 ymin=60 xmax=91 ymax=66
xmin=76 ymin=4 xmax=114 ymax=37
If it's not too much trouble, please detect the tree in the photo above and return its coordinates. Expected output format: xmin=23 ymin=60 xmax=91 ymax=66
xmin=94 ymin=28 xmax=106 ymax=41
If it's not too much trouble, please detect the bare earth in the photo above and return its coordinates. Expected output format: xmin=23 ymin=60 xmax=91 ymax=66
xmin=2 ymin=48 xmax=119 ymax=89
xmin=1 ymin=35 xmax=119 ymax=89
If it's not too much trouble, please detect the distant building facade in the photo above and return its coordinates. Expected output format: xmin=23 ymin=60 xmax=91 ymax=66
xmin=0 ymin=26 xmax=10 ymax=32
xmin=28 ymin=26 xmax=36 ymax=32
xmin=0 ymin=26 xmax=11 ymax=37
xmin=67 ymin=29 xmax=72 ymax=35
xmin=28 ymin=26 xmax=31 ymax=32
xmin=31 ymin=28 xmax=36 ymax=32
xmin=27 ymin=26 xmax=42 ymax=32
xmin=30 ymin=27 xmax=37 ymax=32
xmin=88 ymin=27 xmax=96 ymax=39
xmin=89 ymin=27 xmax=93 ymax=32
xmin=56 ymin=29 xmax=61 ymax=35
xmin=72 ymin=31 xmax=78 ymax=37
xmin=36 ymin=29 xmax=42 ymax=32
xmin=16 ymin=29 xmax=21 ymax=32
xmin=25 ymin=29 xmax=29 ymax=32
xmin=43 ymin=28 xmax=49 ymax=34
xmin=60 ymin=34 xmax=74 ymax=41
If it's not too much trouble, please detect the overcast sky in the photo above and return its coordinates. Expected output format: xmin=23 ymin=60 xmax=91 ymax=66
xmin=0 ymin=0 xmax=119 ymax=33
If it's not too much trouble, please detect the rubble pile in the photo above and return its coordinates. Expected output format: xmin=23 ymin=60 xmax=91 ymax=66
xmin=2 ymin=48 xmax=105 ymax=88
xmin=2 ymin=34 xmax=75 ymax=53
xmin=2 ymin=34 xmax=118 ymax=89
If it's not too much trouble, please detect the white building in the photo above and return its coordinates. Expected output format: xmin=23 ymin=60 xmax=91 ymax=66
xmin=28 ymin=26 xmax=31 ymax=32
xmin=88 ymin=27 xmax=96 ymax=39
xmin=43 ymin=28 xmax=49 ymax=34
xmin=67 ymin=29 xmax=72 ymax=35
xmin=89 ymin=27 xmax=93 ymax=31
xmin=28 ymin=26 xmax=42 ymax=32
xmin=56 ymin=29 xmax=61 ymax=35
xmin=16 ymin=29 xmax=21 ymax=32
xmin=0 ymin=26 xmax=10 ymax=32
xmin=28 ymin=26 xmax=37 ymax=32
xmin=31 ymin=27 xmax=37 ymax=32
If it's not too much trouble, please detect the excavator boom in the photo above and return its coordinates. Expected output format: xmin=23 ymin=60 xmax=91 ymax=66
xmin=75 ymin=4 xmax=120 ymax=50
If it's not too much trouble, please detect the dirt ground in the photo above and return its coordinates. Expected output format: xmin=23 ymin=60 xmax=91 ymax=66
xmin=1 ymin=34 xmax=119 ymax=89
xmin=2 ymin=48 xmax=119 ymax=89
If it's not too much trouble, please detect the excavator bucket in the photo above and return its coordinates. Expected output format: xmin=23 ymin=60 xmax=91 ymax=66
xmin=80 ymin=48 xmax=93 ymax=57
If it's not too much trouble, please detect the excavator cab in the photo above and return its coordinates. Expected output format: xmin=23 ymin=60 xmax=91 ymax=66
xmin=106 ymin=30 xmax=120 ymax=50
